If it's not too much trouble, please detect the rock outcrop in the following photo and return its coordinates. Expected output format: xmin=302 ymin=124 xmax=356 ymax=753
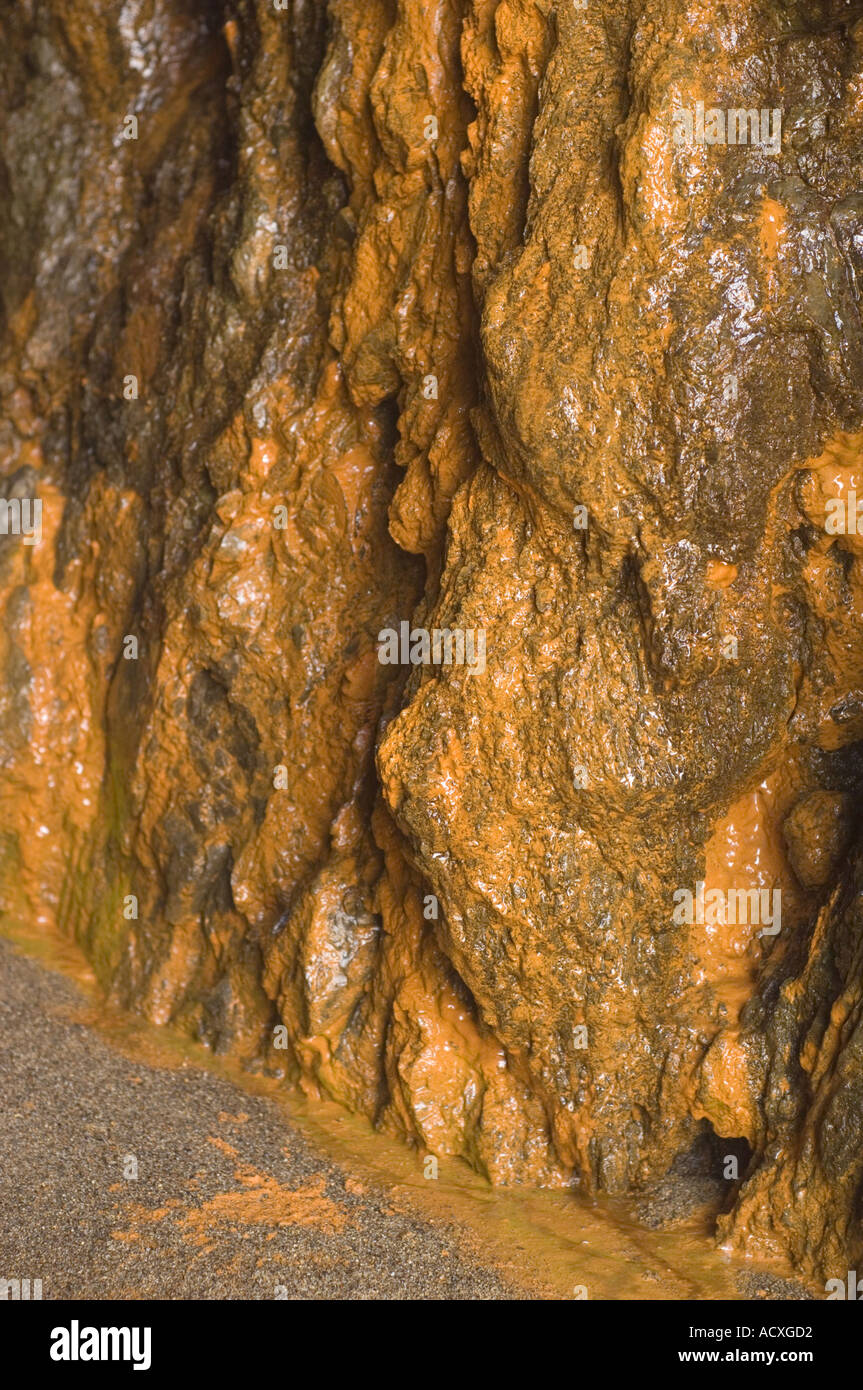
xmin=3 ymin=0 xmax=863 ymax=1282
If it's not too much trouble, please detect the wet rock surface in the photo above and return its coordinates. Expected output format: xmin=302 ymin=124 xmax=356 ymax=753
xmin=2 ymin=0 xmax=863 ymax=1288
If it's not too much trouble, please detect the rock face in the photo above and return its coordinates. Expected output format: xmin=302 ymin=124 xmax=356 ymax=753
xmin=2 ymin=0 xmax=863 ymax=1281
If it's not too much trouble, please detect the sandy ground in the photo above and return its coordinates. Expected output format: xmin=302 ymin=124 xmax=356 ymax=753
xmin=0 ymin=936 xmax=818 ymax=1303
xmin=0 ymin=938 xmax=522 ymax=1300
